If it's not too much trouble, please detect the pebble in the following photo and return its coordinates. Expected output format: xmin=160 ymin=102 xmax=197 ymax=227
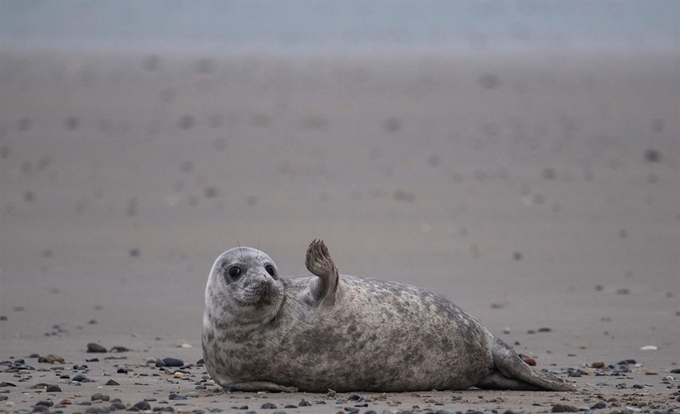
xmin=162 ymin=358 xmax=184 ymax=367
xmin=46 ymin=385 xmax=61 ymax=392
xmin=105 ymin=379 xmax=119 ymax=386
xmin=168 ymin=394 xmax=186 ymax=401
xmin=551 ymin=404 xmax=578 ymax=412
xmin=87 ymin=343 xmax=108 ymax=353
xmin=261 ymin=403 xmax=277 ymax=409
xmin=523 ymin=357 xmax=536 ymax=366
xmin=133 ymin=401 xmax=152 ymax=411
xmin=590 ymin=402 xmax=606 ymax=409
xmin=591 ymin=361 xmax=605 ymax=369
xmin=92 ymin=393 xmax=110 ymax=402
xmin=111 ymin=402 xmax=126 ymax=410
xmin=299 ymin=399 xmax=312 ymax=407
xmin=72 ymin=374 xmax=90 ymax=382
xmin=39 ymin=354 xmax=65 ymax=364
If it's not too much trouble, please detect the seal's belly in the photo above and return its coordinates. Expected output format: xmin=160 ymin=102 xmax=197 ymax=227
xmin=217 ymin=276 xmax=494 ymax=391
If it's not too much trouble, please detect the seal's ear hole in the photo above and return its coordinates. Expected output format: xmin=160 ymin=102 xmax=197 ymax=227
xmin=265 ymin=264 xmax=277 ymax=278
xmin=227 ymin=266 xmax=242 ymax=281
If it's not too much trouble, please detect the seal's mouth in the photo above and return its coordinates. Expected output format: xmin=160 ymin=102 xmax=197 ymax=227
xmin=235 ymin=282 xmax=275 ymax=306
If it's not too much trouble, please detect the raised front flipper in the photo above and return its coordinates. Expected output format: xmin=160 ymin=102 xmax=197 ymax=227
xmin=304 ymin=239 xmax=339 ymax=307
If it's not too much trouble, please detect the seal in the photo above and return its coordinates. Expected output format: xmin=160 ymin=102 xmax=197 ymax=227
xmin=202 ymin=239 xmax=575 ymax=392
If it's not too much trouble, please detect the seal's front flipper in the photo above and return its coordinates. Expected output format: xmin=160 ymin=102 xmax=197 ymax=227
xmin=304 ymin=239 xmax=339 ymax=307
xmin=224 ymin=381 xmax=298 ymax=392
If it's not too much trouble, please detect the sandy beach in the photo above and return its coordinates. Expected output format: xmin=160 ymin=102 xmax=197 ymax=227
xmin=1 ymin=47 xmax=679 ymax=413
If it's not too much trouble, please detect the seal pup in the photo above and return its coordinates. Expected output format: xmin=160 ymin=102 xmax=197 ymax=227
xmin=202 ymin=240 xmax=575 ymax=392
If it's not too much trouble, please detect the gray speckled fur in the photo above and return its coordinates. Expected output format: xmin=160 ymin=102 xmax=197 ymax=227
xmin=202 ymin=240 xmax=574 ymax=392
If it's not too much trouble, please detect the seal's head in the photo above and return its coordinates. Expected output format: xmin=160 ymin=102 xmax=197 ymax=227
xmin=205 ymin=247 xmax=284 ymax=325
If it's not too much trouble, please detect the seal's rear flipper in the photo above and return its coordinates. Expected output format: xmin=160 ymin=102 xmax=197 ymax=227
xmin=304 ymin=239 xmax=339 ymax=307
xmin=483 ymin=336 xmax=576 ymax=391
xmin=225 ymin=381 xmax=298 ymax=393
xmin=475 ymin=371 xmax=544 ymax=391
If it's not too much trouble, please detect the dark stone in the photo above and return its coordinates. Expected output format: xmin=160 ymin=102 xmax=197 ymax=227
xmin=299 ymin=400 xmax=312 ymax=407
xmin=644 ymin=149 xmax=661 ymax=163
xmin=590 ymin=402 xmax=606 ymax=409
xmin=550 ymin=405 xmax=578 ymax=413
xmin=32 ymin=406 xmax=50 ymax=413
xmin=36 ymin=401 xmax=54 ymax=407
xmin=133 ymin=402 xmax=151 ymax=411
xmin=72 ymin=374 xmax=89 ymax=382
xmin=92 ymin=393 xmax=110 ymax=401
xmin=87 ymin=343 xmax=107 ymax=353
xmin=162 ymin=358 xmax=184 ymax=367
xmin=169 ymin=394 xmax=186 ymax=401
xmin=261 ymin=403 xmax=277 ymax=409
xmin=46 ymin=385 xmax=61 ymax=392
xmin=111 ymin=403 xmax=126 ymax=410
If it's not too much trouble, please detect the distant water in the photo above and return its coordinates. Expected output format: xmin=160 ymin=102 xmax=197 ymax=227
xmin=0 ymin=0 xmax=678 ymax=53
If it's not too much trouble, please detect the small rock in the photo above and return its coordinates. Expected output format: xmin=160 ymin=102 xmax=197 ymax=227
xmin=105 ymin=379 xmax=120 ymax=386
xmin=591 ymin=361 xmax=605 ymax=369
xmin=92 ymin=394 xmax=110 ymax=402
xmin=87 ymin=343 xmax=108 ymax=353
xmin=72 ymin=374 xmax=90 ymax=382
xmin=551 ymin=404 xmax=578 ymax=412
xmin=110 ymin=346 xmax=131 ymax=353
xmin=39 ymin=354 xmax=65 ymax=364
xmin=162 ymin=358 xmax=184 ymax=367
xmin=640 ymin=345 xmax=658 ymax=351
xmin=133 ymin=401 xmax=151 ymax=411
xmin=261 ymin=403 xmax=277 ymax=409
xmin=46 ymin=385 xmax=61 ymax=392
xmin=168 ymin=394 xmax=186 ymax=401
xmin=35 ymin=401 xmax=54 ymax=407
xmin=590 ymin=402 xmax=606 ymax=409
xmin=299 ymin=399 xmax=312 ymax=407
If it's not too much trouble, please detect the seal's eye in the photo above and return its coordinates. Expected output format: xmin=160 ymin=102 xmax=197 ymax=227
xmin=228 ymin=266 xmax=242 ymax=280
xmin=265 ymin=264 xmax=276 ymax=278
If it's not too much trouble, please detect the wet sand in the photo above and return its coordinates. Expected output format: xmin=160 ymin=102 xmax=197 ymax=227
xmin=1 ymin=49 xmax=679 ymax=412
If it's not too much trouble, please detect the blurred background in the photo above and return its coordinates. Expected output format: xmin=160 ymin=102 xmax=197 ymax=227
xmin=0 ymin=1 xmax=678 ymax=357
